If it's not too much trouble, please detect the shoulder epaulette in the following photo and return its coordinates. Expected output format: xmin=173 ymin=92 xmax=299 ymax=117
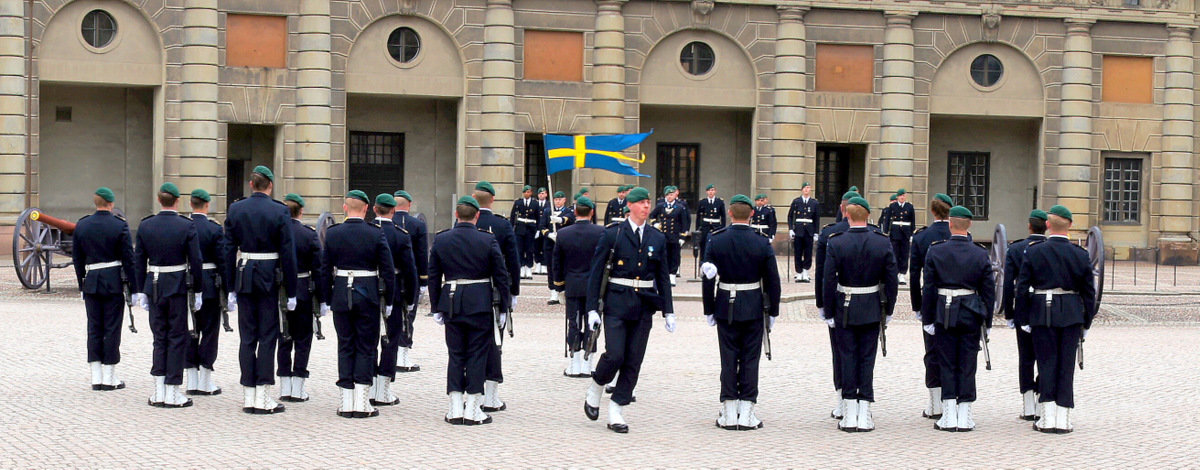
xmin=1027 ymin=239 xmax=1044 ymax=247
xmin=828 ymin=231 xmax=846 ymax=239
xmin=79 ymin=214 xmax=91 ymax=221
xmin=930 ymin=239 xmax=947 ymax=247
xmin=208 ymin=218 xmax=221 ymax=226
xmin=974 ymin=242 xmax=988 ymax=251
xmin=821 ymin=222 xmax=836 ymax=231
xmin=913 ymin=226 xmax=928 ymax=235
xmin=115 ymin=214 xmax=127 ymax=222
xmin=369 ymin=220 xmax=381 ymax=228
xmin=1011 ymin=238 xmax=1025 ymax=245
xmin=606 ymin=222 xmax=620 ymax=228
xmin=435 ymin=228 xmax=451 ymax=235
xmin=872 ymin=230 xmax=888 ymax=238
xmin=303 ymin=224 xmax=316 ymax=231
xmin=271 ymin=199 xmax=286 ymax=206
xmin=179 ymin=214 xmax=193 ymax=221
xmin=1072 ymin=243 xmax=1088 ymax=252
xmin=397 ymin=226 xmax=409 ymax=234
xmin=140 ymin=214 xmax=155 ymax=221
xmin=710 ymin=227 xmax=728 ymax=236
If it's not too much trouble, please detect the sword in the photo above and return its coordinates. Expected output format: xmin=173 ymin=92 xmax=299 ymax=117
xmin=879 ymin=291 xmax=888 ymax=357
xmin=309 ymin=274 xmax=324 ymax=341
xmin=380 ymin=281 xmax=391 ymax=346
xmin=981 ymin=324 xmax=992 ymax=371
xmin=492 ymin=281 xmax=504 ymax=347
xmin=762 ymin=313 xmax=772 ymax=361
xmin=216 ymin=273 xmax=233 ymax=332
xmin=277 ymin=274 xmax=292 ymax=343
xmin=122 ymin=275 xmax=137 ymax=334
xmin=186 ymin=289 xmax=200 ymax=340
xmin=1078 ymin=337 xmax=1085 ymax=370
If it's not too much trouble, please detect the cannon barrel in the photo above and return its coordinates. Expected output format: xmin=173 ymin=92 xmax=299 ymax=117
xmin=29 ymin=210 xmax=76 ymax=235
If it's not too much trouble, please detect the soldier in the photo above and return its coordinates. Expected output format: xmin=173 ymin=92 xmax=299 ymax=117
xmin=582 ymin=187 xmax=676 ymax=434
xmin=1016 ymin=205 xmax=1096 ymax=434
xmin=700 ymin=194 xmax=782 ymax=430
xmin=890 ymin=189 xmax=916 ymax=284
xmin=920 ymin=206 xmax=995 ymax=432
xmin=222 ymin=165 xmax=298 ymax=415
xmin=320 ymin=190 xmax=396 ymax=418
xmin=880 ymin=193 xmax=897 ymax=235
xmin=533 ymin=187 xmax=550 ymax=274
xmin=510 ymin=185 xmax=540 ymax=280
xmin=429 ymin=196 xmax=512 ymax=425
xmin=694 ymin=184 xmax=726 ymax=275
xmin=133 ymin=182 xmax=204 ymax=408
xmin=371 ymin=193 xmax=418 ymax=407
xmin=649 ymin=185 xmax=690 ymax=286
xmin=821 ymin=196 xmax=897 ymax=432
xmin=542 ymin=191 xmax=575 ymax=306
xmin=910 ymin=193 xmax=954 ymax=420
xmin=73 ymin=187 xmax=136 ymax=392
xmin=392 ymin=190 xmax=428 ymax=372
xmin=750 ymin=194 xmax=777 ymax=239
xmin=473 ymin=181 xmax=520 ymax=413
xmin=553 ymin=196 xmax=606 ymax=378
xmin=277 ymin=193 xmax=321 ymax=403
xmin=787 ymin=182 xmax=821 ymax=283
xmin=184 ymin=189 xmax=225 ymax=396
xmin=605 ymin=185 xmax=630 ymax=225
xmin=1003 ymin=209 xmax=1049 ymax=421
xmin=834 ymin=186 xmax=859 ymax=223
xmin=814 ymin=190 xmax=859 ymax=420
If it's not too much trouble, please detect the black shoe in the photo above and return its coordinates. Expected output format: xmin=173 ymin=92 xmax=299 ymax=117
xmin=444 ymin=416 xmax=464 ymax=425
xmin=187 ymin=388 xmax=220 ymax=396
xmin=934 ymin=423 xmax=957 ymax=432
xmin=354 ymin=409 xmax=379 ymax=418
xmin=339 ymin=410 xmax=355 ymax=419
xmin=584 ymin=401 xmax=599 ymax=421
xmin=464 ymin=416 xmax=493 ymax=425
xmin=396 ymin=365 xmax=421 ymax=373
xmin=92 ymin=384 xmax=104 ymax=391
xmin=162 ymin=399 xmax=194 ymax=409
xmin=481 ymin=403 xmax=506 ymax=413
xmin=607 ymin=423 xmax=629 ymax=433
xmin=1019 ymin=414 xmax=1037 ymax=422
xmin=922 ymin=411 xmax=942 ymax=419
xmin=253 ymin=404 xmax=286 ymax=414
xmin=838 ymin=424 xmax=858 ymax=433
xmin=605 ymin=386 xmax=615 ymax=394
xmin=739 ymin=422 xmax=764 ymax=431
xmin=280 ymin=395 xmax=307 ymax=403
xmin=99 ymin=382 xmax=126 ymax=391
xmin=148 ymin=399 xmax=165 ymax=408
xmin=371 ymin=397 xmax=400 ymax=407
xmin=830 ymin=412 xmax=843 ymax=420
xmin=956 ymin=427 xmax=974 ymax=432
xmin=547 ymin=300 xmax=560 ymax=305
xmin=243 ymin=406 xmax=256 ymax=414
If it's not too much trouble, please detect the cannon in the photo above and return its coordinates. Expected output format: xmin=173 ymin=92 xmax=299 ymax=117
xmin=12 ymin=207 xmax=78 ymax=291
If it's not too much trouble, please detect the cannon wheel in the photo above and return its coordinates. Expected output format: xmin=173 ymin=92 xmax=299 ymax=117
xmin=12 ymin=208 xmax=54 ymax=289
xmin=316 ymin=212 xmax=335 ymax=246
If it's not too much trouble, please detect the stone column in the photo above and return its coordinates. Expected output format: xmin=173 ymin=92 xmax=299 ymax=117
xmin=1159 ymin=25 xmax=1193 ymax=237
xmin=293 ymin=0 xmax=333 ymax=214
xmin=177 ymin=0 xmax=220 ymax=206
xmin=769 ymin=6 xmax=809 ymax=208
xmin=0 ymin=0 xmax=25 ymax=223
xmin=588 ymin=0 xmax=629 ymax=203
xmin=478 ymin=0 xmax=518 ymax=204
xmin=877 ymin=12 xmax=916 ymax=209
xmin=1057 ymin=19 xmax=1094 ymax=230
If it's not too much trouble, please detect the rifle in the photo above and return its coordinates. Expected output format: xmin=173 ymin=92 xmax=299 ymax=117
xmin=492 ymin=281 xmax=505 ymax=348
xmin=380 ymin=282 xmax=391 ymax=346
xmin=586 ymin=224 xmax=623 ymax=361
xmin=1077 ymin=337 xmax=1085 ymax=370
xmin=309 ymin=273 xmax=324 ymax=340
xmin=277 ymin=273 xmax=292 ymax=343
xmin=762 ymin=294 xmax=772 ymax=361
xmin=216 ymin=272 xmax=233 ymax=332
xmin=122 ymin=272 xmax=137 ymax=334
xmin=879 ymin=290 xmax=888 ymax=357
xmin=692 ymin=231 xmax=700 ymax=280
xmin=981 ymin=324 xmax=992 ymax=371
xmin=186 ymin=278 xmax=200 ymax=340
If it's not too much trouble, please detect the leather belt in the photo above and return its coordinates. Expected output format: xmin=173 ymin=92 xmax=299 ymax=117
xmin=610 ymin=278 xmax=655 ymax=289
xmin=201 ymin=263 xmax=217 ymax=270
xmin=796 ymin=218 xmax=813 ymax=224
xmin=239 ymin=252 xmax=279 ymax=261
xmin=147 ymin=264 xmax=187 ymax=274
xmin=718 ymin=281 xmax=761 ymax=292
xmin=891 ymin=221 xmax=912 ymax=227
xmin=837 ymin=284 xmax=880 ymax=295
xmin=85 ymin=261 xmax=121 ymax=272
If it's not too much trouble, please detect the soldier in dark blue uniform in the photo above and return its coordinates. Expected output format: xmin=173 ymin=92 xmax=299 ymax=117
xmin=133 ymin=182 xmax=204 ymax=408
xmin=542 ymin=191 xmax=575 ymax=306
xmin=880 ymin=193 xmax=897 ymax=235
xmin=392 ymin=190 xmax=428 ymax=372
xmin=813 ymin=190 xmax=858 ymax=419
xmin=750 ymin=194 xmax=777 ymax=239
xmin=320 ymin=190 xmax=396 ymax=419
xmin=533 ymin=187 xmax=550 ymax=274
xmin=473 ymin=181 xmax=520 ymax=413
xmin=920 ymin=206 xmax=995 ymax=432
xmin=890 ymin=189 xmax=916 ymax=285
xmin=821 ymin=196 xmax=897 ymax=432
xmin=834 ymin=186 xmax=858 ymax=223
xmin=1003 ymin=209 xmax=1049 ymax=421
xmin=649 ymin=185 xmax=690 ymax=286
xmin=552 ymin=196 xmax=605 ymax=378
xmin=510 ymin=185 xmax=540 ymax=280
xmin=371 ymin=193 xmax=418 ymax=407
xmin=787 ymin=182 xmax=821 ymax=283
xmin=604 ymin=185 xmax=630 ymax=225
xmin=276 ymin=193 xmax=321 ymax=403
xmin=73 ymin=187 xmax=136 ymax=392
xmin=183 ymin=189 xmax=225 ymax=397
xmin=429 ymin=196 xmax=511 ymax=425
xmin=694 ymin=184 xmax=726 ymax=276
xmin=582 ymin=187 xmax=676 ymax=434
xmin=1016 ymin=205 xmax=1096 ymax=434
xmin=222 ymin=165 xmax=297 ymax=415
xmin=700 ymin=194 xmax=781 ymax=431
xmin=910 ymin=192 xmax=954 ymax=419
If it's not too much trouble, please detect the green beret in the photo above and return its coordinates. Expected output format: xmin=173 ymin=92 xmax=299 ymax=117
xmin=1029 ymin=209 xmax=1048 ymax=221
xmin=375 ymin=193 xmax=397 ymax=208
xmin=889 ymin=194 xmax=897 ymax=201
xmin=95 ymin=187 xmax=115 ymax=203
xmin=554 ymin=191 xmax=565 ymax=198
xmin=523 ymin=185 xmax=532 ymax=192
xmin=623 ymin=206 xmax=630 ymax=214
xmin=896 ymin=188 xmax=906 ymax=196
xmin=706 ymin=184 xmax=715 ymax=191
xmin=579 ymin=187 xmax=589 ymax=194
xmin=573 ymin=193 xmax=581 ymax=201
xmin=934 ymin=193 xmax=953 ymax=205
xmin=730 ymin=194 xmax=753 ymax=206
xmin=801 ymin=182 xmax=811 ymax=189
xmin=847 ymin=196 xmax=870 ymax=212
xmin=841 ymin=191 xmax=861 ymax=201
xmin=576 ymin=196 xmax=595 ymax=210
xmin=949 ymin=205 xmax=974 ymax=219
xmin=1048 ymin=205 xmax=1072 ymax=221
xmin=627 ymin=187 xmax=651 ymax=203
xmin=190 ymin=189 xmax=211 ymax=202
xmin=849 ymin=186 xmax=859 ymax=193
xmin=393 ymin=190 xmax=412 ymax=202
xmin=663 ymin=186 xmax=677 ymax=196
xmin=537 ymin=187 xmax=546 ymax=194
xmin=346 ymin=190 xmax=369 ymax=203
xmin=457 ymin=195 xmax=480 ymax=210
xmin=253 ymin=165 xmax=274 ymax=182
xmin=755 ymin=193 xmax=767 ymax=200
xmin=284 ymin=193 xmax=305 ymax=207
xmin=159 ymin=182 xmax=180 ymax=198
xmin=619 ymin=185 xmax=631 ymax=192
xmin=474 ymin=181 xmax=495 ymax=195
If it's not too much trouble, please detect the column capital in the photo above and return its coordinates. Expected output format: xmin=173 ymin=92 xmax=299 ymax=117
xmin=884 ymin=11 xmax=917 ymax=25
xmin=1167 ymin=24 xmax=1196 ymax=39
xmin=596 ymin=0 xmax=628 ymax=11
xmin=1064 ymin=18 xmax=1095 ymax=34
xmin=776 ymin=6 xmax=809 ymax=22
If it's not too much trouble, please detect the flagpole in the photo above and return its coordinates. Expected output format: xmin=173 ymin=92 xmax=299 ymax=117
xmin=544 ymin=129 xmax=559 ymax=236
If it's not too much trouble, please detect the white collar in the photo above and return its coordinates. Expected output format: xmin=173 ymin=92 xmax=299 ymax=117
xmin=627 ymin=218 xmax=646 ymax=232
xmin=346 ymin=217 xmax=363 ymax=221
xmin=1049 ymin=234 xmax=1070 ymax=240
xmin=378 ymin=218 xmax=393 ymax=224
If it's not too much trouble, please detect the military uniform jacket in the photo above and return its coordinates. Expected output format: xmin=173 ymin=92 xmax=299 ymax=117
xmin=509 ymin=198 xmax=541 ymax=236
xmin=586 ymin=220 xmax=674 ymax=319
xmin=379 ymin=219 xmax=418 ymax=307
xmin=814 ymin=220 xmax=849 ymax=311
xmin=428 ymin=222 xmax=511 ymax=316
xmin=751 ymin=205 xmax=777 ymax=238
xmin=1015 ymin=236 xmax=1097 ymax=329
xmin=910 ymin=220 xmax=951 ymax=321
xmin=134 ymin=211 xmax=204 ymax=300
xmin=649 ymin=200 xmax=690 ymax=241
xmin=701 ymin=225 xmax=782 ymax=322
xmin=1002 ymin=234 xmax=1046 ymax=326
xmin=191 ymin=214 xmax=226 ymax=300
xmin=289 ymin=218 xmax=323 ymax=304
xmin=540 ymin=204 xmax=575 ymax=236
xmin=920 ymin=235 xmax=995 ymax=329
xmin=319 ymin=218 xmax=395 ymax=312
xmin=788 ymin=197 xmax=821 ymax=238
xmin=72 ymin=210 xmax=136 ymax=296
xmin=694 ymin=198 xmax=726 ymax=233
xmin=604 ymin=198 xmax=627 ymax=225
xmin=552 ymin=220 xmax=606 ymax=298
xmin=393 ymin=210 xmax=429 ymax=287
xmin=889 ymin=202 xmax=915 ymax=241
xmin=821 ymin=227 xmax=898 ymax=327
xmin=880 ymin=203 xmax=894 ymax=234
xmin=477 ymin=209 xmax=520 ymax=296
xmin=222 ymin=192 xmax=298 ymax=297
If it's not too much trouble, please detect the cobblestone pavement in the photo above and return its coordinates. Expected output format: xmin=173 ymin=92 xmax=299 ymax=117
xmin=1 ymin=265 xmax=1198 ymax=468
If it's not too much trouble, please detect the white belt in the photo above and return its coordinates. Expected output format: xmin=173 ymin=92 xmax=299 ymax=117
xmin=937 ymin=288 xmax=975 ymax=298
xmin=837 ymin=284 xmax=879 ymax=295
xmin=297 ymin=272 xmax=311 ymax=279
xmin=336 ymin=269 xmax=378 ymax=288
xmin=239 ymin=252 xmax=279 ymax=261
xmin=446 ymin=278 xmax=489 ymax=290
xmin=147 ymin=264 xmax=187 ymax=274
xmin=796 ymin=218 xmax=813 ymax=224
xmin=517 ymin=218 xmax=537 ymax=224
xmin=201 ymin=263 xmax=217 ymax=270
xmin=1035 ymin=288 xmax=1075 ymax=296
xmin=892 ymin=221 xmax=912 ymax=227
xmin=718 ymin=281 xmax=761 ymax=292
xmin=702 ymin=218 xmax=721 ymax=224
xmin=610 ymin=278 xmax=655 ymax=289
xmin=611 ymin=217 xmax=626 ymax=223
xmin=750 ymin=224 xmax=767 ymax=230
xmin=85 ymin=261 xmax=121 ymax=272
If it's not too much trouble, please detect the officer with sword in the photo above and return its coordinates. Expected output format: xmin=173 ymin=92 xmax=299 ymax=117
xmin=183 ymin=188 xmax=226 ymax=397
xmin=551 ymin=196 xmax=605 ymax=378
xmin=276 ymin=193 xmax=323 ymax=403
xmin=73 ymin=187 xmax=137 ymax=392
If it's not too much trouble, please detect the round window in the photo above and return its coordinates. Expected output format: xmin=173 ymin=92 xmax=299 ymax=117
xmin=970 ymin=54 xmax=1003 ymax=88
xmin=387 ymin=27 xmax=421 ymax=63
xmin=82 ymin=10 xmax=117 ymax=49
xmin=680 ymin=41 xmax=715 ymax=76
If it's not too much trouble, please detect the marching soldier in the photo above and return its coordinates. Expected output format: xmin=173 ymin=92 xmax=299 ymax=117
xmin=133 ymin=182 xmax=204 ymax=408
xmin=694 ymin=184 xmax=726 ymax=274
xmin=821 ymin=196 xmax=897 ymax=432
xmin=474 ymin=181 xmax=520 ymax=413
xmin=787 ymin=182 xmax=821 ymax=283
xmin=392 ymin=190 xmax=428 ymax=372
xmin=533 ymin=187 xmax=550 ymax=274
xmin=890 ymin=189 xmax=916 ymax=284
xmin=553 ymin=196 xmax=605 ymax=378
xmin=750 ymin=194 xmax=777 ymax=239
xmin=320 ymin=190 xmax=396 ymax=419
xmin=910 ymin=193 xmax=954 ymax=420
xmin=814 ymin=190 xmax=859 ymax=420
xmin=542 ymin=191 xmax=575 ymax=306
xmin=371 ymin=194 xmax=418 ymax=407
xmin=510 ymin=185 xmax=540 ymax=280
xmin=73 ymin=187 xmax=136 ymax=392
xmin=184 ymin=189 xmax=225 ymax=396
xmin=881 ymin=193 xmax=897 ymax=235
xmin=1002 ymin=209 xmax=1049 ymax=421
xmin=1016 ymin=205 xmax=1096 ymax=434
xmin=222 ymin=165 xmax=298 ymax=415
xmin=277 ymin=193 xmax=321 ymax=403
xmin=920 ymin=206 xmax=995 ymax=432
xmin=605 ymin=185 xmax=630 ymax=225
xmin=429 ymin=196 xmax=512 ymax=425
xmin=649 ymin=186 xmax=690 ymax=286
xmin=700 ymin=194 xmax=781 ymax=431
xmin=583 ymin=187 xmax=676 ymax=434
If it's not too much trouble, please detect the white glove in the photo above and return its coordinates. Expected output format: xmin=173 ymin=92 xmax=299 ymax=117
xmin=548 ymin=232 xmax=558 ymax=242
xmin=1007 ymin=319 xmax=1016 ymax=329
xmin=320 ymin=303 xmax=330 ymax=317
xmin=706 ymin=314 xmax=716 ymax=327
xmin=385 ymin=305 xmax=393 ymax=318
xmin=825 ymin=317 xmax=835 ymax=329
xmin=551 ymin=215 xmax=564 ymax=224
xmin=510 ymin=296 xmax=518 ymax=310
xmin=700 ymin=262 xmax=718 ymax=279
xmin=588 ymin=310 xmax=601 ymax=331
xmin=789 ymin=230 xmax=795 ymax=240
xmin=768 ymin=316 xmax=776 ymax=331
xmin=227 ymin=293 xmax=238 ymax=312
xmin=664 ymin=313 xmax=677 ymax=333
xmin=81 ymin=292 xmax=85 ymax=301
xmin=817 ymin=307 xmax=825 ymax=320
xmin=534 ymin=231 xmax=541 ymax=239
xmin=499 ymin=312 xmax=508 ymax=329
xmin=193 ymin=295 xmax=203 ymax=312
xmin=133 ymin=293 xmax=149 ymax=311
xmin=433 ymin=312 xmax=445 ymax=325
xmin=286 ymin=297 xmax=297 ymax=311
xmin=923 ymin=324 xmax=936 ymax=336
xmin=1021 ymin=325 xmax=1032 ymax=333
xmin=1082 ymin=328 xmax=1089 ymax=339
xmin=407 ymin=304 xmax=416 ymax=314
xmin=884 ymin=315 xmax=892 ymax=326
xmin=678 ymin=239 xmax=686 ymax=247
xmin=813 ymin=234 xmax=818 ymax=242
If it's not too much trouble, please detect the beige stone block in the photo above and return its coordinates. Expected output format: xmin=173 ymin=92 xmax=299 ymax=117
xmin=295 ymin=106 xmax=332 ymax=125
xmin=1059 ymin=100 xmax=1091 ymax=117
xmin=0 ymin=150 xmax=24 ymax=173
xmin=295 ymin=142 xmax=331 ymax=161
xmin=881 ymin=76 xmax=915 ymax=95
xmin=480 ymin=96 xmax=516 ymax=113
xmin=771 ymin=156 xmax=806 ymax=173
xmin=179 ymin=121 xmax=219 ymax=139
xmin=182 ymin=27 xmax=219 ymax=47
xmin=875 ymin=143 xmax=912 ymax=160
xmin=181 ymin=46 xmax=219 ymax=65
xmin=179 ymin=138 xmax=218 ymax=157
xmin=296 ymin=88 xmax=331 ymax=106
xmin=594 ymin=48 xmax=625 ymax=66
xmin=294 ymin=52 xmax=332 ymax=70
xmin=877 ymin=159 xmax=914 ymax=176
xmin=1160 ymin=168 xmax=1193 ymax=184
xmin=1159 ymin=183 xmax=1192 ymax=201
xmin=1160 ymin=216 xmax=1191 ymax=233
xmin=291 ymin=159 xmax=331 ymax=179
xmin=1163 ymin=105 xmax=1192 ymax=122
xmin=292 ymin=179 xmax=333 ymax=201
xmin=179 ymin=102 xmax=218 ymax=121
xmin=181 ymin=64 xmax=219 ymax=83
xmin=294 ymin=124 xmax=332 ymax=143
xmin=483 ymin=28 xmax=516 ymax=46
xmin=1059 ymin=116 xmax=1091 ymax=134
xmin=880 ymin=108 xmax=914 ymax=127
xmin=1060 ymin=84 xmax=1092 ymax=101
xmin=592 ymin=66 xmax=624 ymax=84
xmin=481 ymin=79 xmax=515 ymax=96
xmin=297 ymin=16 xmax=331 ymax=34
xmin=297 ymin=70 xmax=332 ymax=88
xmin=180 ymin=83 xmax=219 ymax=102
xmin=0 ymin=114 xmax=23 ymax=135
xmin=178 ymin=158 xmax=221 ymax=177
xmin=1163 ymin=71 xmax=1192 ymax=90
xmin=1159 ymin=151 xmax=1192 ymax=169
xmin=879 ymin=126 xmax=913 ymax=144
xmin=773 ymin=106 xmax=805 ymax=124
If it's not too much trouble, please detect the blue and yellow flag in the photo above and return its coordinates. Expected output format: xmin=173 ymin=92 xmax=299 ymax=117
xmin=545 ymin=131 xmax=653 ymax=177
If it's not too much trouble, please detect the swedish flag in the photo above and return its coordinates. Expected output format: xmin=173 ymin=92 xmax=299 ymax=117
xmin=545 ymin=131 xmax=653 ymax=177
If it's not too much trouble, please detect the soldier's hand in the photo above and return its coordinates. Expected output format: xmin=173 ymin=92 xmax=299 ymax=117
xmin=320 ymin=303 xmax=330 ymax=317
xmin=433 ymin=312 xmax=445 ymax=325
xmin=923 ymin=324 xmax=936 ymax=336
xmin=769 ymin=316 xmax=776 ymax=331
xmin=700 ymin=262 xmax=718 ymax=279
xmin=510 ymin=296 xmax=518 ymax=311
xmin=287 ymin=297 xmax=297 ymax=311
xmin=664 ymin=313 xmax=677 ymax=333
xmin=499 ymin=312 xmax=508 ymax=329
xmin=884 ymin=315 xmax=892 ymax=326
xmin=420 ymin=286 xmax=429 ymax=297
xmin=385 ymin=305 xmax=393 ymax=318
xmin=813 ymin=234 xmax=818 ymax=242
xmin=193 ymin=296 xmax=203 ymax=312
xmin=678 ymin=239 xmax=686 ymax=247
xmin=705 ymin=314 xmax=716 ymax=327
xmin=1082 ymin=328 xmax=1089 ymax=339
xmin=534 ymin=231 xmax=541 ymax=239
xmin=133 ymin=293 xmax=149 ymax=311
xmin=1007 ymin=319 xmax=1016 ymax=329
xmin=227 ymin=293 xmax=238 ymax=312
xmin=789 ymin=230 xmax=795 ymax=240
xmin=1021 ymin=325 xmax=1031 ymax=333
xmin=825 ymin=317 xmax=835 ymax=329
xmin=548 ymin=232 xmax=558 ymax=242
xmin=587 ymin=310 xmax=601 ymax=331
